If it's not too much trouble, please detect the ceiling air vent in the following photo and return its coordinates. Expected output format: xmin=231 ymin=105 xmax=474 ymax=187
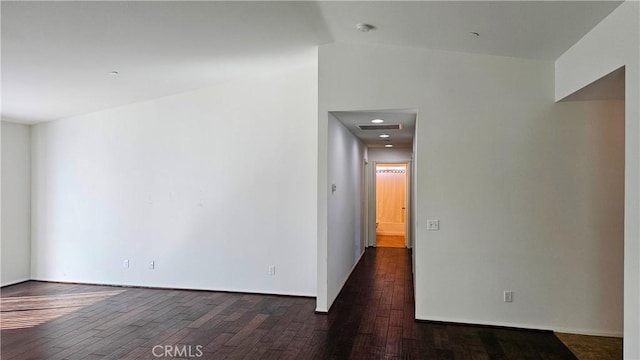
xmin=357 ymin=124 xmax=403 ymax=131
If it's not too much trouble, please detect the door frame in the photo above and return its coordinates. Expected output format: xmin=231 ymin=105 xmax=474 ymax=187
xmin=361 ymin=157 xmax=368 ymax=253
xmin=368 ymin=160 xmax=412 ymax=248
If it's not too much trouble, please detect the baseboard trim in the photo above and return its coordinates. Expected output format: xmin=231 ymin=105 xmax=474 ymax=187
xmin=416 ymin=315 xmax=623 ymax=338
xmin=553 ymin=327 xmax=623 ymax=338
xmin=416 ymin=318 xmax=552 ymax=333
xmin=1 ymin=278 xmax=31 ymax=288
xmin=416 ymin=315 xmax=554 ymax=333
xmin=25 ymin=279 xmax=316 ymax=299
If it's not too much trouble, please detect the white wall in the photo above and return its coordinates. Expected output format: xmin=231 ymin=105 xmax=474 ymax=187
xmin=368 ymin=148 xmax=412 ymax=164
xmin=30 ymin=50 xmax=318 ymax=296
xmin=325 ymin=114 xmax=366 ymax=309
xmin=555 ymin=2 xmax=639 ymax=357
xmin=318 ymin=42 xmax=625 ymax=335
xmin=1 ymin=121 xmax=32 ymax=286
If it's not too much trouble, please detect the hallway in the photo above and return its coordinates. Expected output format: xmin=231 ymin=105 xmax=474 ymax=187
xmin=319 ymin=247 xmax=577 ymax=359
xmin=0 ymin=248 xmax=578 ymax=359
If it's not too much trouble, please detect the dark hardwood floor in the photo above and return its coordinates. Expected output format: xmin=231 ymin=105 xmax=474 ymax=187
xmin=1 ymin=248 xmax=577 ymax=359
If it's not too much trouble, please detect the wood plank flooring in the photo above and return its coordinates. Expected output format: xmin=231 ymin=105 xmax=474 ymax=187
xmin=375 ymin=235 xmax=406 ymax=248
xmin=1 ymin=248 xmax=577 ymax=359
xmin=555 ymin=333 xmax=622 ymax=360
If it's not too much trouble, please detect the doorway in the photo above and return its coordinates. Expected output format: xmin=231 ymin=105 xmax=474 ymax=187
xmin=375 ymin=163 xmax=408 ymax=248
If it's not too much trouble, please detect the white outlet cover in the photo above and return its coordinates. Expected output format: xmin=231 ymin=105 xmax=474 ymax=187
xmin=427 ymin=219 xmax=439 ymax=231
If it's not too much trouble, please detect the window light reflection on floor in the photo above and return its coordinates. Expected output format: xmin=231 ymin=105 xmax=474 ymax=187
xmin=0 ymin=290 xmax=124 ymax=330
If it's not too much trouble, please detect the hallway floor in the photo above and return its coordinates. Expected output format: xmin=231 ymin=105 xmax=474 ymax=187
xmin=324 ymin=248 xmax=577 ymax=359
xmin=375 ymin=235 xmax=405 ymax=248
xmin=1 ymin=248 xmax=578 ymax=359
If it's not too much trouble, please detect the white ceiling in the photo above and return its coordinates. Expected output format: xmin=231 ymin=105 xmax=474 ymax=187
xmin=317 ymin=1 xmax=622 ymax=61
xmin=1 ymin=1 xmax=622 ymax=124
xmin=331 ymin=110 xmax=417 ymax=148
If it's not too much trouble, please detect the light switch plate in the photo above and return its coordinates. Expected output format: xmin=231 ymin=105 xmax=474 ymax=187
xmin=427 ymin=220 xmax=439 ymax=231
xmin=504 ymin=290 xmax=513 ymax=303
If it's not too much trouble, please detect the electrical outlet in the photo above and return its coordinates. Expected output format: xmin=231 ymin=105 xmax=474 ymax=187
xmin=268 ymin=265 xmax=276 ymax=275
xmin=427 ymin=219 xmax=439 ymax=231
xmin=123 ymin=260 xmax=129 ymax=268
xmin=149 ymin=260 xmax=155 ymax=270
xmin=504 ymin=290 xmax=513 ymax=303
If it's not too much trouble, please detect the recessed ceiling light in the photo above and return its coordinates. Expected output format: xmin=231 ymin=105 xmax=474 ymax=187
xmin=109 ymin=71 xmax=120 ymax=75
xmin=379 ymin=134 xmax=390 ymax=138
xmin=470 ymin=32 xmax=480 ymax=37
xmin=356 ymin=23 xmax=375 ymax=32
xmin=385 ymin=144 xmax=393 ymax=148
xmin=371 ymin=119 xmax=384 ymax=124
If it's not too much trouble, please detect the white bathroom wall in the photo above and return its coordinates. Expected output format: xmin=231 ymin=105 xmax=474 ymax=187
xmin=30 ymin=50 xmax=319 ymax=296
xmin=1 ymin=121 xmax=32 ymax=286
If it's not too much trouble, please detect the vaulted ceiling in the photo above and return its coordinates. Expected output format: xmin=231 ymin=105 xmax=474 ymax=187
xmin=1 ymin=1 xmax=622 ymax=124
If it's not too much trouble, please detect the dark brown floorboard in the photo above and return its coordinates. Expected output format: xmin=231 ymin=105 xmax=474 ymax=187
xmin=1 ymin=248 xmax=577 ymax=359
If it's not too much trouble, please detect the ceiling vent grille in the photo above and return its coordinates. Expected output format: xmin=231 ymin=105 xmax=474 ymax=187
xmin=357 ymin=124 xmax=403 ymax=131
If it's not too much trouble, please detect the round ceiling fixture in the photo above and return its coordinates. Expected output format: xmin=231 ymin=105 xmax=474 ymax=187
xmin=379 ymin=134 xmax=390 ymax=138
xmin=385 ymin=144 xmax=393 ymax=148
xmin=356 ymin=23 xmax=375 ymax=32
xmin=371 ymin=119 xmax=384 ymax=123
